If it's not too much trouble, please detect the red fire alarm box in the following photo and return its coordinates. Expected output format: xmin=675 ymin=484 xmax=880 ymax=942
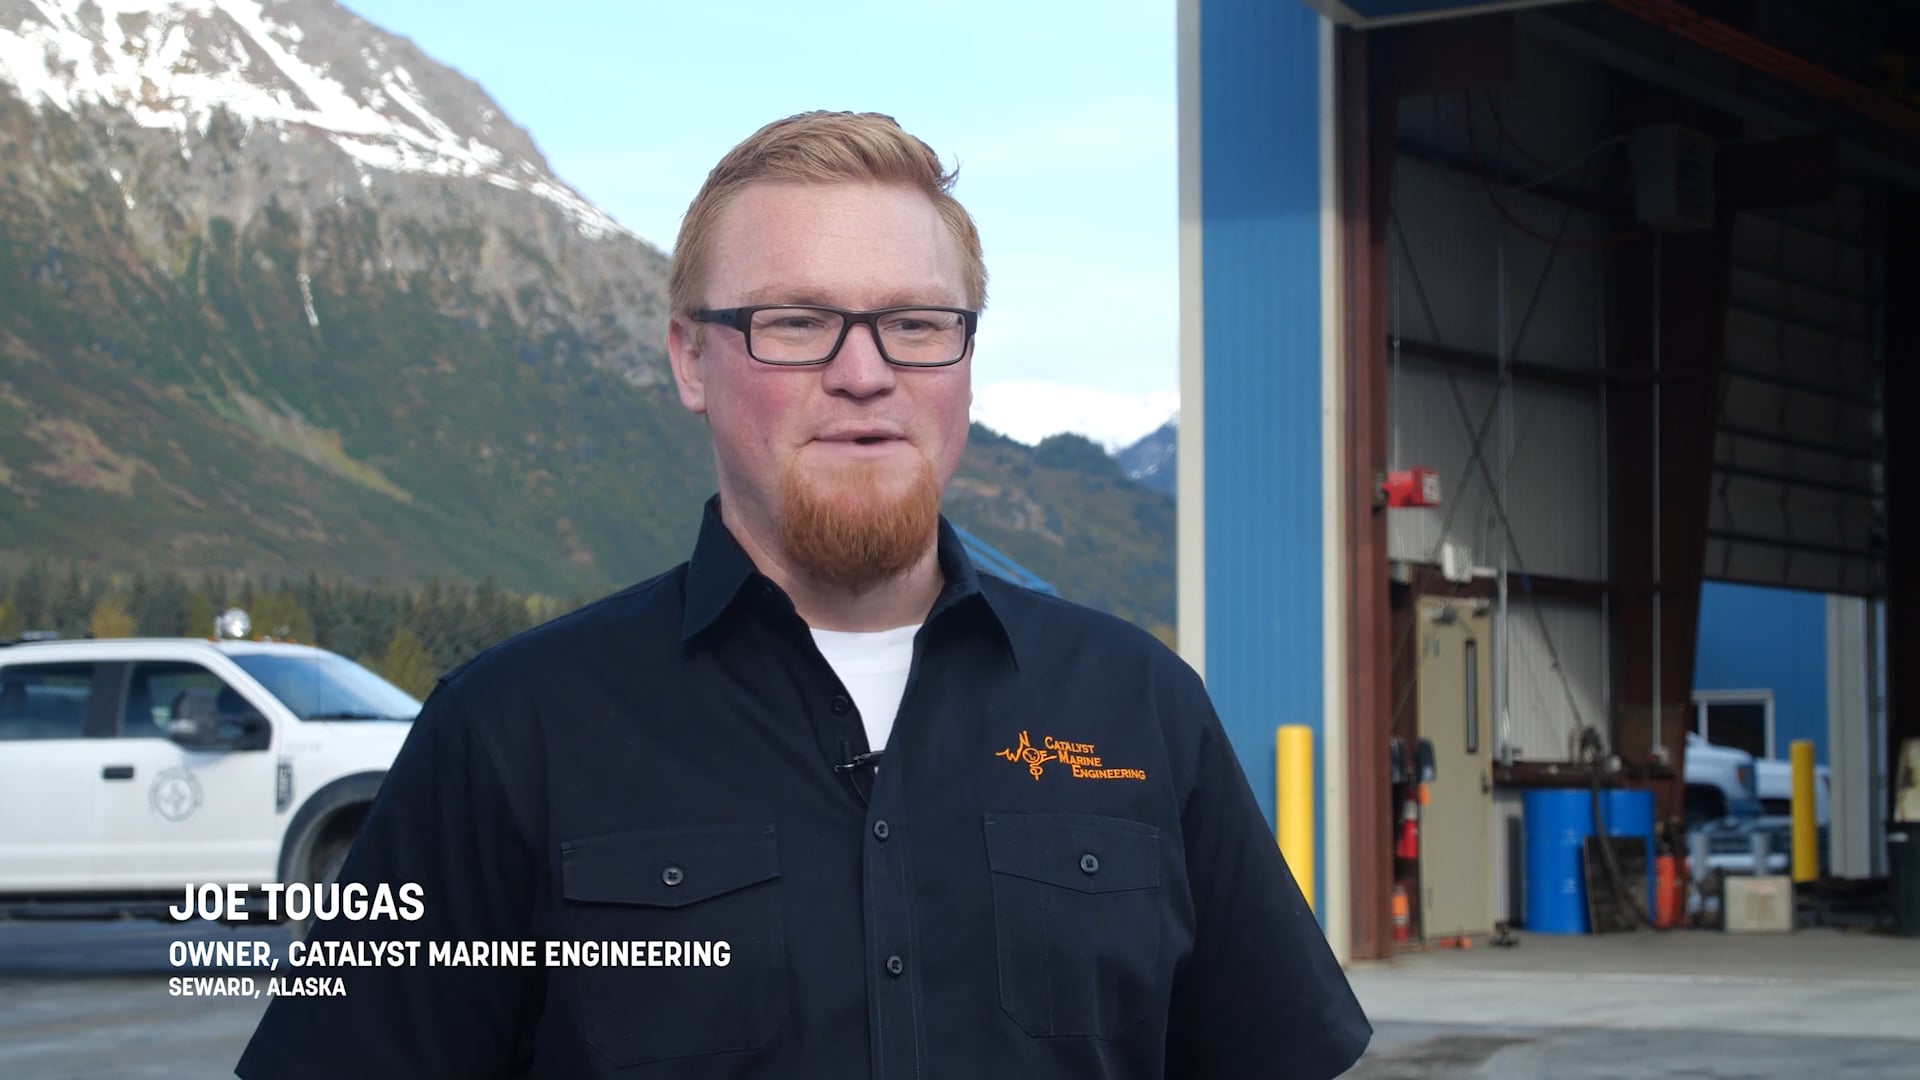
xmin=1384 ymin=467 xmax=1441 ymax=508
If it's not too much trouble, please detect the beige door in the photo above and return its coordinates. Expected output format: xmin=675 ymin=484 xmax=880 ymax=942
xmin=1416 ymin=597 xmax=1494 ymax=941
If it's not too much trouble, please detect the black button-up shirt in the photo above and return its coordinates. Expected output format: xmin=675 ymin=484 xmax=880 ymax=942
xmin=237 ymin=496 xmax=1371 ymax=1079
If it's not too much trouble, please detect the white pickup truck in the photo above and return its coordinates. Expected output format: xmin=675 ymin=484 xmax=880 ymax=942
xmin=0 ymin=630 xmax=416 ymax=933
xmin=1683 ymin=733 xmax=1761 ymax=826
xmin=1755 ymin=756 xmax=1831 ymax=826
xmin=1684 ymin=732 xmax=1831 ymax=875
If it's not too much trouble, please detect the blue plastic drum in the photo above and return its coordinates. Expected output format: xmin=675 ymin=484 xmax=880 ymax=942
xmin=1523 ymin=788 xmax=1595 ymax=934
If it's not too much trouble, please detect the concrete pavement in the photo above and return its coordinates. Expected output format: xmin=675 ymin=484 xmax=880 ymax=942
xmin=1348 ymin=1022 xmax=1920 ymax=1079
xmin=1342 ymin=927 xmax=1920 ymax=1078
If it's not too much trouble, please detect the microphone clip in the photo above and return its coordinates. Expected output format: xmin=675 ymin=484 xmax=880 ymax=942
xmin=834 ymin=750 xmax=884 ymax=772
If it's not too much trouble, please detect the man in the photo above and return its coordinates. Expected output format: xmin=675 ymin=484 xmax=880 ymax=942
xmin=237 ymin=110 xmax=1371 ymax=1079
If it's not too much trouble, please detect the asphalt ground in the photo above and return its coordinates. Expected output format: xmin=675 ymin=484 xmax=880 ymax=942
xmin=0 ymin=919 xmax=279 ymax=1079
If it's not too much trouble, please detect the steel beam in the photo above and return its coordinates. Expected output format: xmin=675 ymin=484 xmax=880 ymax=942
xmin=1339 ymin=24 xmax=1395 ymax=964
xmin=1393 ymin=335 xmax=1712 ymax=389
xmin=1884 ymin=193 xmax=1918 ymax=829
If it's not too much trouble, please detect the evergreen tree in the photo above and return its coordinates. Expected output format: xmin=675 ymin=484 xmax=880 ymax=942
xmin=150 ymin=572 xmax=192 ymax=636
xmin=10 ymin=559 xmax=51 ymax=632
xmin=0 ymin=560 xmax=569 ymax=679
xmin=352 ymin=585 xmax=400 ymax=665
xmin=200 ymin=572 xmax=229 ymax=618
xmin=413 ymin=580 xmax=455 ymax=670
xmin=473 ymin=577 xmax=526 ymax=652
xmin=187 ymin=591 xmax=214 ymax=640
xmin=127 ymin=572 xmax=153 ymax=635
xmin=250 ymin=585 xmax=314 ymax=642
xmin=51 ymin=566 xmax=89 ymax=637
xmin=377 ymin=627 xmax=437 ymax=700
xmin=330 ymin=583 xmax=371 ymax=661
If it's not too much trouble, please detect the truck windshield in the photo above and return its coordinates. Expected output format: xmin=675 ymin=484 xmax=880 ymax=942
xmin=230 ymin=652 xmax=421 ymax=722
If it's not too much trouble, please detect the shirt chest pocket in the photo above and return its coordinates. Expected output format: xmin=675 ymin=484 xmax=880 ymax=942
xmin=983 ymin=812 xmax=1164 ymax=1039
xmin=558 ymin=824 xmax=788 ymax=1067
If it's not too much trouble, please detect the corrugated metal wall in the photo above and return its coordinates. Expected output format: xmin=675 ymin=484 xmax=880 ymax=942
xmin=1504 ymin=595 xmax=1609 ymax=761
xmin=1385 ymin=30 xmax=1615 ymax=760
xmin=1194 ymin=0 xmax=1330 ymax=910
xmin=1387 ymin=365 xmax=1605 ymax=583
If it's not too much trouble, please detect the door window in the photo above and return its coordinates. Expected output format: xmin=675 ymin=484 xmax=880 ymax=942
xmin=121 ymin=662 xmax=249 ymax=740
xmin=0 ymin=663 xmax=96 ymax=741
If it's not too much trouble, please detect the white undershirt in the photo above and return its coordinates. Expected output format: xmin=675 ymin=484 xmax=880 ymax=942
xmin=809 ymin=624 xmax=920 ymax=754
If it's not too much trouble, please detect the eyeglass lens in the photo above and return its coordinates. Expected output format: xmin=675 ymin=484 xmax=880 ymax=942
xmin=749 ymin=308 xmax=967 ymax=364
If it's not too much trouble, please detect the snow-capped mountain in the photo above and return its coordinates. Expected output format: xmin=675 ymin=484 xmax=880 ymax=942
xmin=0 ymin=0 xmax=629 ymax=240
xmin=970 ymin=380 xmax=1179 ymax=454
xmin=0 ymin=0 xmax=1177 ymax=629
xmin=0 ymin=0 xmax=671 ymax=390
xmin=1114 ymin=420 xmax=1176 ymax=495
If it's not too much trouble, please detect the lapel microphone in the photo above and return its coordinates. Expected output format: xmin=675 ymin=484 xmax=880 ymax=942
xmin=835 ymin=743 xmax=884 ymax=772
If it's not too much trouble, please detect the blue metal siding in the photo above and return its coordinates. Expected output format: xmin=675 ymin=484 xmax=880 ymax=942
xmin=952 ymin=524 xmax=1058 ymax=595
xmin=1694 ymin=582 xmax=1829 ymax=763
xmin=1200 ymin=0 xmax=1327 ymax=915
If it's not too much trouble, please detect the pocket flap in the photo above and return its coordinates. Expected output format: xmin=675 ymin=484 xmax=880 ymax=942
xmin=984 ymin=812 xmax=1160 ymax=894
xmin=561 ymin=824 xmax=779 ymax=908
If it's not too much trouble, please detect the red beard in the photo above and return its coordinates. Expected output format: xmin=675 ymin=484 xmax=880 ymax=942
xmin=777 ymin=449 xmax=942 ymax=590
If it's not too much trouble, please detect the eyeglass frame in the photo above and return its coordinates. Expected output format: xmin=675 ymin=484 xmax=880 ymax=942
xmin=689 ymin=304 xmax=980 ymax=367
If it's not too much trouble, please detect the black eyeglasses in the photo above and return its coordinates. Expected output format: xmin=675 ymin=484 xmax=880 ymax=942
xmin=691 ymin=304 xmax=979 ymax=367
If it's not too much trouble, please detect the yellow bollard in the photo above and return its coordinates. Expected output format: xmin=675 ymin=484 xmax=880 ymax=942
xmin=1791 ymin=740 xmax=1818 ymax=884
xmin=1276 ymin=725 xmax=1314 ymax=911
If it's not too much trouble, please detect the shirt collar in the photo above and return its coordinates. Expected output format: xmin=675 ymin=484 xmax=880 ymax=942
xmin=679 ymin=494 xmax=1020 ymax=668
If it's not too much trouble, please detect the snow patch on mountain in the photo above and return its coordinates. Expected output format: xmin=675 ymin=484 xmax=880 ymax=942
xmin=971 ymin=380 xmax=1179 ymax=454
xmin=0 ymin=0 xmax=634 ymax=241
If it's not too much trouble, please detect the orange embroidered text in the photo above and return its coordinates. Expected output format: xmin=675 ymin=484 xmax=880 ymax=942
xmin=995 ymin=731 xmax=1146 ymax=782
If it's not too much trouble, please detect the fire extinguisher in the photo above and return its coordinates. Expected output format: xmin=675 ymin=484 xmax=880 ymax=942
xmin=1395 ymin=797 xmax=1420 ymax=861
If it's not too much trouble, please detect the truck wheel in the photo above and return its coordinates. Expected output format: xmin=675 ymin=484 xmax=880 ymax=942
xmin=288 ymin=836 xmax=352 ymax=943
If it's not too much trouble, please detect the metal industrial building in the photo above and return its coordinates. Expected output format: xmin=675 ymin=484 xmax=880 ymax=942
xmin=1177 ymin=0 xmax=1912 ymax=962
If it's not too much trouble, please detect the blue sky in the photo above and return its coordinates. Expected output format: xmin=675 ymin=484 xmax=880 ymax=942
xmin=338 ymin=0 xmax=1180 ymax=443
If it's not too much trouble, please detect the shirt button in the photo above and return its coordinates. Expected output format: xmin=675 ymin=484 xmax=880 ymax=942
xmin=886 ymin=954 xmax=905 ymax=977
xmin=873 ymin=820 xmax=890 ymax=841
xmin=832 ymin=694 xmax=851 ymax=715
xmin=1080 ymin=853 xmax=1100 ymax=875
xmin=662 ymin=865 xmax=684 ymax=887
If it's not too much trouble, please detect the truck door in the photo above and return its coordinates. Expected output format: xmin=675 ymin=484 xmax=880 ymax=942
xmin=0 ymin=661 xmax=116 ymax=889
xmin=91 ymin=660 xmax=282 ymax=888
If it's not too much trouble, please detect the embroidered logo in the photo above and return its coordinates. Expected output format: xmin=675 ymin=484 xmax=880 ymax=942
xmin=995 ymin=730 xmax=1147 ymax=782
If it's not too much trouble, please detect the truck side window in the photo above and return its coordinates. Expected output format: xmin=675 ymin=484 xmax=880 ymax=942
xmin=0 ymin=663 xmax=96 ymax=741
xmin=121 ymin=662 xmax=236 ymax=739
